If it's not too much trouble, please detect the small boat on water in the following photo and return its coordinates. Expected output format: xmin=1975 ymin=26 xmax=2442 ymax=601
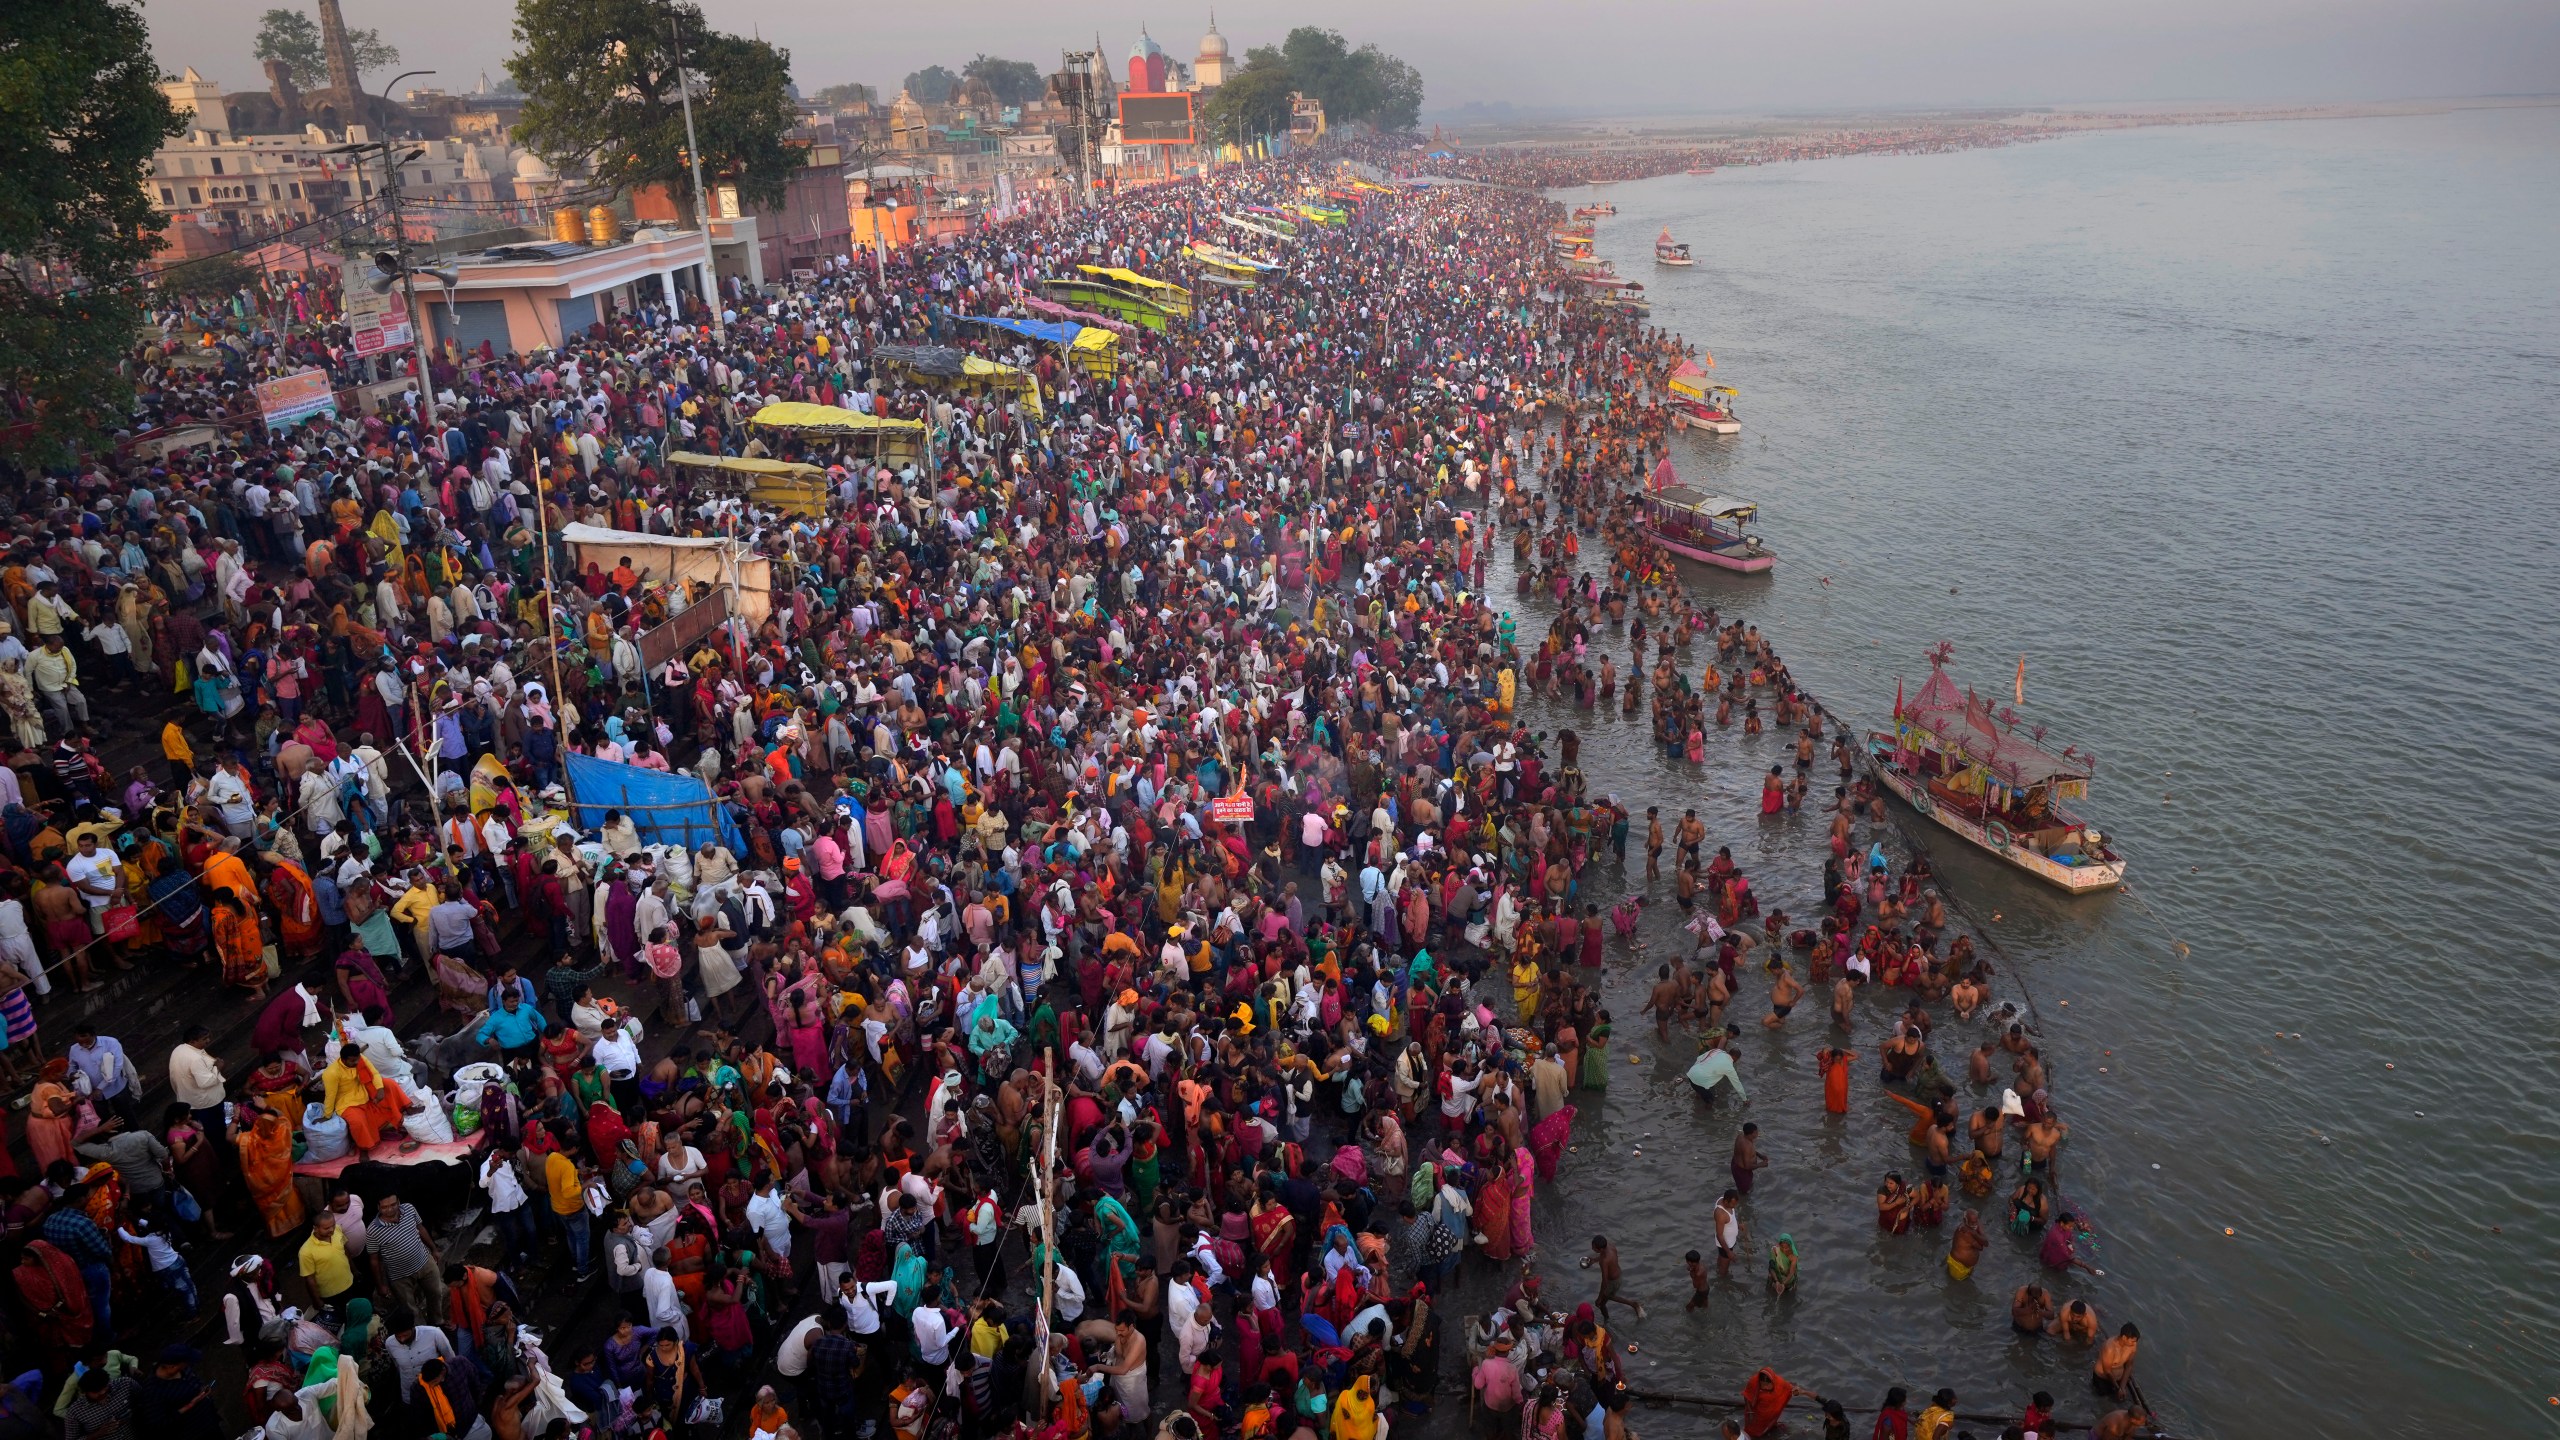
xmin=1686 ymin=167 xmax=1718 ymax=176
xmin=1641 ymin=459 xmax=1772 ymax=572
xmin=1864 ymin=645 xmax=2126 ymax=894
xmin=1573 ymin=202 xmax=1616 ymax=218
xmin=1668 ymin=359 xmax=1738 ymax=433
xmin=1654 ymin=228 xmax=1694 ymax=266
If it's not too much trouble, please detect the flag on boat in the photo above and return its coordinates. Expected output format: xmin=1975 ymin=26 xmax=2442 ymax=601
xmin=1649 ymin=456 xmax=1675 ymax=493
xmin=2014 ymin=656 xmax=2027 ymax=706
xmin=1894 ymin=677 xmax=1904 ymax=721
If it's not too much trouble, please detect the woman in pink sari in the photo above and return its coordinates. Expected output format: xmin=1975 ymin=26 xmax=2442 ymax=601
xmin=1512 ymin=1143 xmax=1538 ymax=1255
xmin=1528 ymin=1103 xmax=1576 ymax=1182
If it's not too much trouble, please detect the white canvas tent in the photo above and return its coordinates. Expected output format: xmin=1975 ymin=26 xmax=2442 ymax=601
xmin=559 ymin=523 xmax=772 ymax=622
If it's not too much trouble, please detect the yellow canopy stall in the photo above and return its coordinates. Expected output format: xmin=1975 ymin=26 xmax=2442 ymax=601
xmin=666 ymin=451 xmax=831 ymax=517
xmin=1076 ymin=265 xmax=1194 ymax=319
xmin=746 ymin=403 xmax=929 ymax=469
xmin=1070 ymin=326 xmax=1121 ymax=380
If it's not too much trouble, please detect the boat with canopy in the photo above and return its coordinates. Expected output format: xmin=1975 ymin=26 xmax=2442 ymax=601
xmin=1654 ymin=228 xmax=1694 ymax=266
xmin=1639 ymin=458 xmax=1772 ymax=573
xmin=1668 ymin=359 xmax=1738 ymax=433
xmin=1865 ymin=645 xmax=2126 ymax=893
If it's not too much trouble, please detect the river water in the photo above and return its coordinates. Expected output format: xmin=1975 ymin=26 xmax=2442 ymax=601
xmin=1466 ymin=106 xmax=2560 ymax=1437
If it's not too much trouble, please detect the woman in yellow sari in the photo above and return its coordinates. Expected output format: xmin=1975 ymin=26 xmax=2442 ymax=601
xmin=366 ymin=508 xmax=405 ymax=573
xmin=1330 ymin=1375 xmax=1379 ymax=1440
xmin=234 ymin=1101 xmax=306 ymax=1236
xmin=1511 ymin=951 xmax=1542 ymax=1023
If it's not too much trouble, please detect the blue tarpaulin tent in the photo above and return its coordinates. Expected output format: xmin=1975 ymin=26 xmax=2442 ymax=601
xmin=565 ymin=752 xmax=746 ymax=856
xmin=961 ymin=315 xmax=1084 ymax=346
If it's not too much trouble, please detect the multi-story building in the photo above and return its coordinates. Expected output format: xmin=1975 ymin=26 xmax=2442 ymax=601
xmin=150 ymin=64 xmax=568 ymax=246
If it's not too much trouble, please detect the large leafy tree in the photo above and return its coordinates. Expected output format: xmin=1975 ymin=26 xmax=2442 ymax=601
xmin=1276 ymin=27 xmax=1422 ymax=132
xmin=901 ymin=65 xmax=958 ymax=103
xmin=0 ymin=0 xmax=183 ymax=466
xmin=961 ymin=55 xmax=1044 ymax=107
xmin=1199 ymin=52 xmax=1295 ymax=144
xmin=507 ymin=0 xmax=797 ymax=225
xmin=1364 ymin=51 xmax=1424 ymax=132
xmin=251 ymin=6 xmax=399 ymax=89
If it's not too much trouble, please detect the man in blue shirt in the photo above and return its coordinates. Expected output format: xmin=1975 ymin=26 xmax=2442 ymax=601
xmin=65 ymin=1026 xmax=140 ymax=1129
xmin=474 ymin=988 xmax=549 ymax=1064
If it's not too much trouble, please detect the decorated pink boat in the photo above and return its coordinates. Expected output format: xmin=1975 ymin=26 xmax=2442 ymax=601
xmin=1865 ymin=645 xmax=2126 ymax=893
xmin=1640 ymin=458 xmax=1773 ymax=573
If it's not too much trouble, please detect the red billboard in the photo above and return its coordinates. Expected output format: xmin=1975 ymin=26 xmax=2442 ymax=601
xmin=1118 ymin=93 xmax=1195 ymax=146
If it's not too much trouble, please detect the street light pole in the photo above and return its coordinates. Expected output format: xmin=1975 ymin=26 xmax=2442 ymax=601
xmin=334 ymin=69 xmax=434 ymax=383
xmin=668 ymin=11 xmax=725 ymax=343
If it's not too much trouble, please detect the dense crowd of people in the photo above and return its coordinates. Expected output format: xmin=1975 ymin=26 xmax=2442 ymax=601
xmin=0 ymin=132 xmax=2151 ymax=1440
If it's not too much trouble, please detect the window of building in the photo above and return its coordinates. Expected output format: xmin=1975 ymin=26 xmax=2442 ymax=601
xmin=159 ymin=186 xmax=174 ymax=204
xmin=210 ymin=156 xmax=223 ymax=174
xmin=187 ymin=186 xmax=201 ymax=203
xmin=290 ymin=182 xmax=301 ymax=198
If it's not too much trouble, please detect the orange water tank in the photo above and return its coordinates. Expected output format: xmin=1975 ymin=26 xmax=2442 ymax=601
xmin=551 ymin=207 xmax=585 ymax=244
xmin=585 ymin=206 xmax=622 ymax=246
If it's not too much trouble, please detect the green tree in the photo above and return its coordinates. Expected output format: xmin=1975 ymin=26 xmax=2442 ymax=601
xmin=1363 ymin=50 xmax=1423 ymax=131
xmin=961 ymin=55 xmax=1043 ymax=107
xmin=1199 ymin=53 xmax=1294 ymax=145
xmin=151 ymin=252 xmax=258 ymax=303
xmin=902 ymin=64 xmax=958 ymax=103
xmin=1274 ymin=27 xmax=1421 ymax=131
xmin=506 ymin=0 xmax=797 ymax=226
xmin=810 ymin=81 xmax=875 ymax=109
xmin=251 ymin=6 xmax=399 ymax=89
xmin=0 ymin=0 xmax=184 ymax=466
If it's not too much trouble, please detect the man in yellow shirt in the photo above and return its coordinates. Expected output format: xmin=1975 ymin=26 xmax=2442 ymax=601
xmin=298 ymin=1209 xmax=355 ymax=1303
xmin=389 ymin=881 xmax=439 ymax=964
xmin=546 ymin=1147 xmax=594 ymax=1278
xmin=161 ymin=721 xmax=195 ymax=790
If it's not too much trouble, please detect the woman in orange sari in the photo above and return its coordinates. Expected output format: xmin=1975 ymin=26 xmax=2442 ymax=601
xmin=25 ymin=1060 xmax=78 ymax=1172
xmin=200 ymin=840 xmax=258 ymax=906
xmin=320 ymin=1041 xmax=410 ymax=1151
xmin=233 ymin=1100 xmax=306 ymax=1236
xmin=211 ymin=890 xmax=269 ymax=995
xmin=264 ymin=858 xmax=324 ymax=960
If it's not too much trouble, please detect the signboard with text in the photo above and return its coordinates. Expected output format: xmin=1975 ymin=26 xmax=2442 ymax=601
xmin=1209 ymin=795 xmax=1255 ymax=824
xmin=255 ymin=368 xmax=337 ymax=428
xmin=343 ymin=274 xmax=414 ymax=355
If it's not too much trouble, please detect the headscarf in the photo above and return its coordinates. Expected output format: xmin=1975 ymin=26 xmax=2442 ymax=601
xmin=337 ymin=1298 xmax=375 ymax=1356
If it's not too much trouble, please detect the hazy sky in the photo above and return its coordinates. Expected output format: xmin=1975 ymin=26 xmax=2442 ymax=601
xmin=146 ymin=0 xmax=2560 ymax=115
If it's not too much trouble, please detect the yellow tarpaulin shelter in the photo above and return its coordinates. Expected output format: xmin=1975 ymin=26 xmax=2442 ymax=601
xmin=1070 ymin=326 xmax=1120 ymax=380
xmin=667 ymin=451 xmax=831 ymax=516
xmin=960 ymin=356 xmax=1044 ymax=417
xmin=746 ymin=403 xmax=929 ymax=468
xmin=1076 ymin=265 xmax=1193 ymax=319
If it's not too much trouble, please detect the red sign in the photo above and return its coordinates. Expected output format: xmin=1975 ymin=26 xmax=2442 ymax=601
xmin=1209 ymin=795 xmax=1255 ymax=824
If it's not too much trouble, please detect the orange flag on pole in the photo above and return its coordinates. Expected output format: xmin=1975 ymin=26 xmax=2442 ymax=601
xmin=2014 ymin=656 xmax=2027 ymax=706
